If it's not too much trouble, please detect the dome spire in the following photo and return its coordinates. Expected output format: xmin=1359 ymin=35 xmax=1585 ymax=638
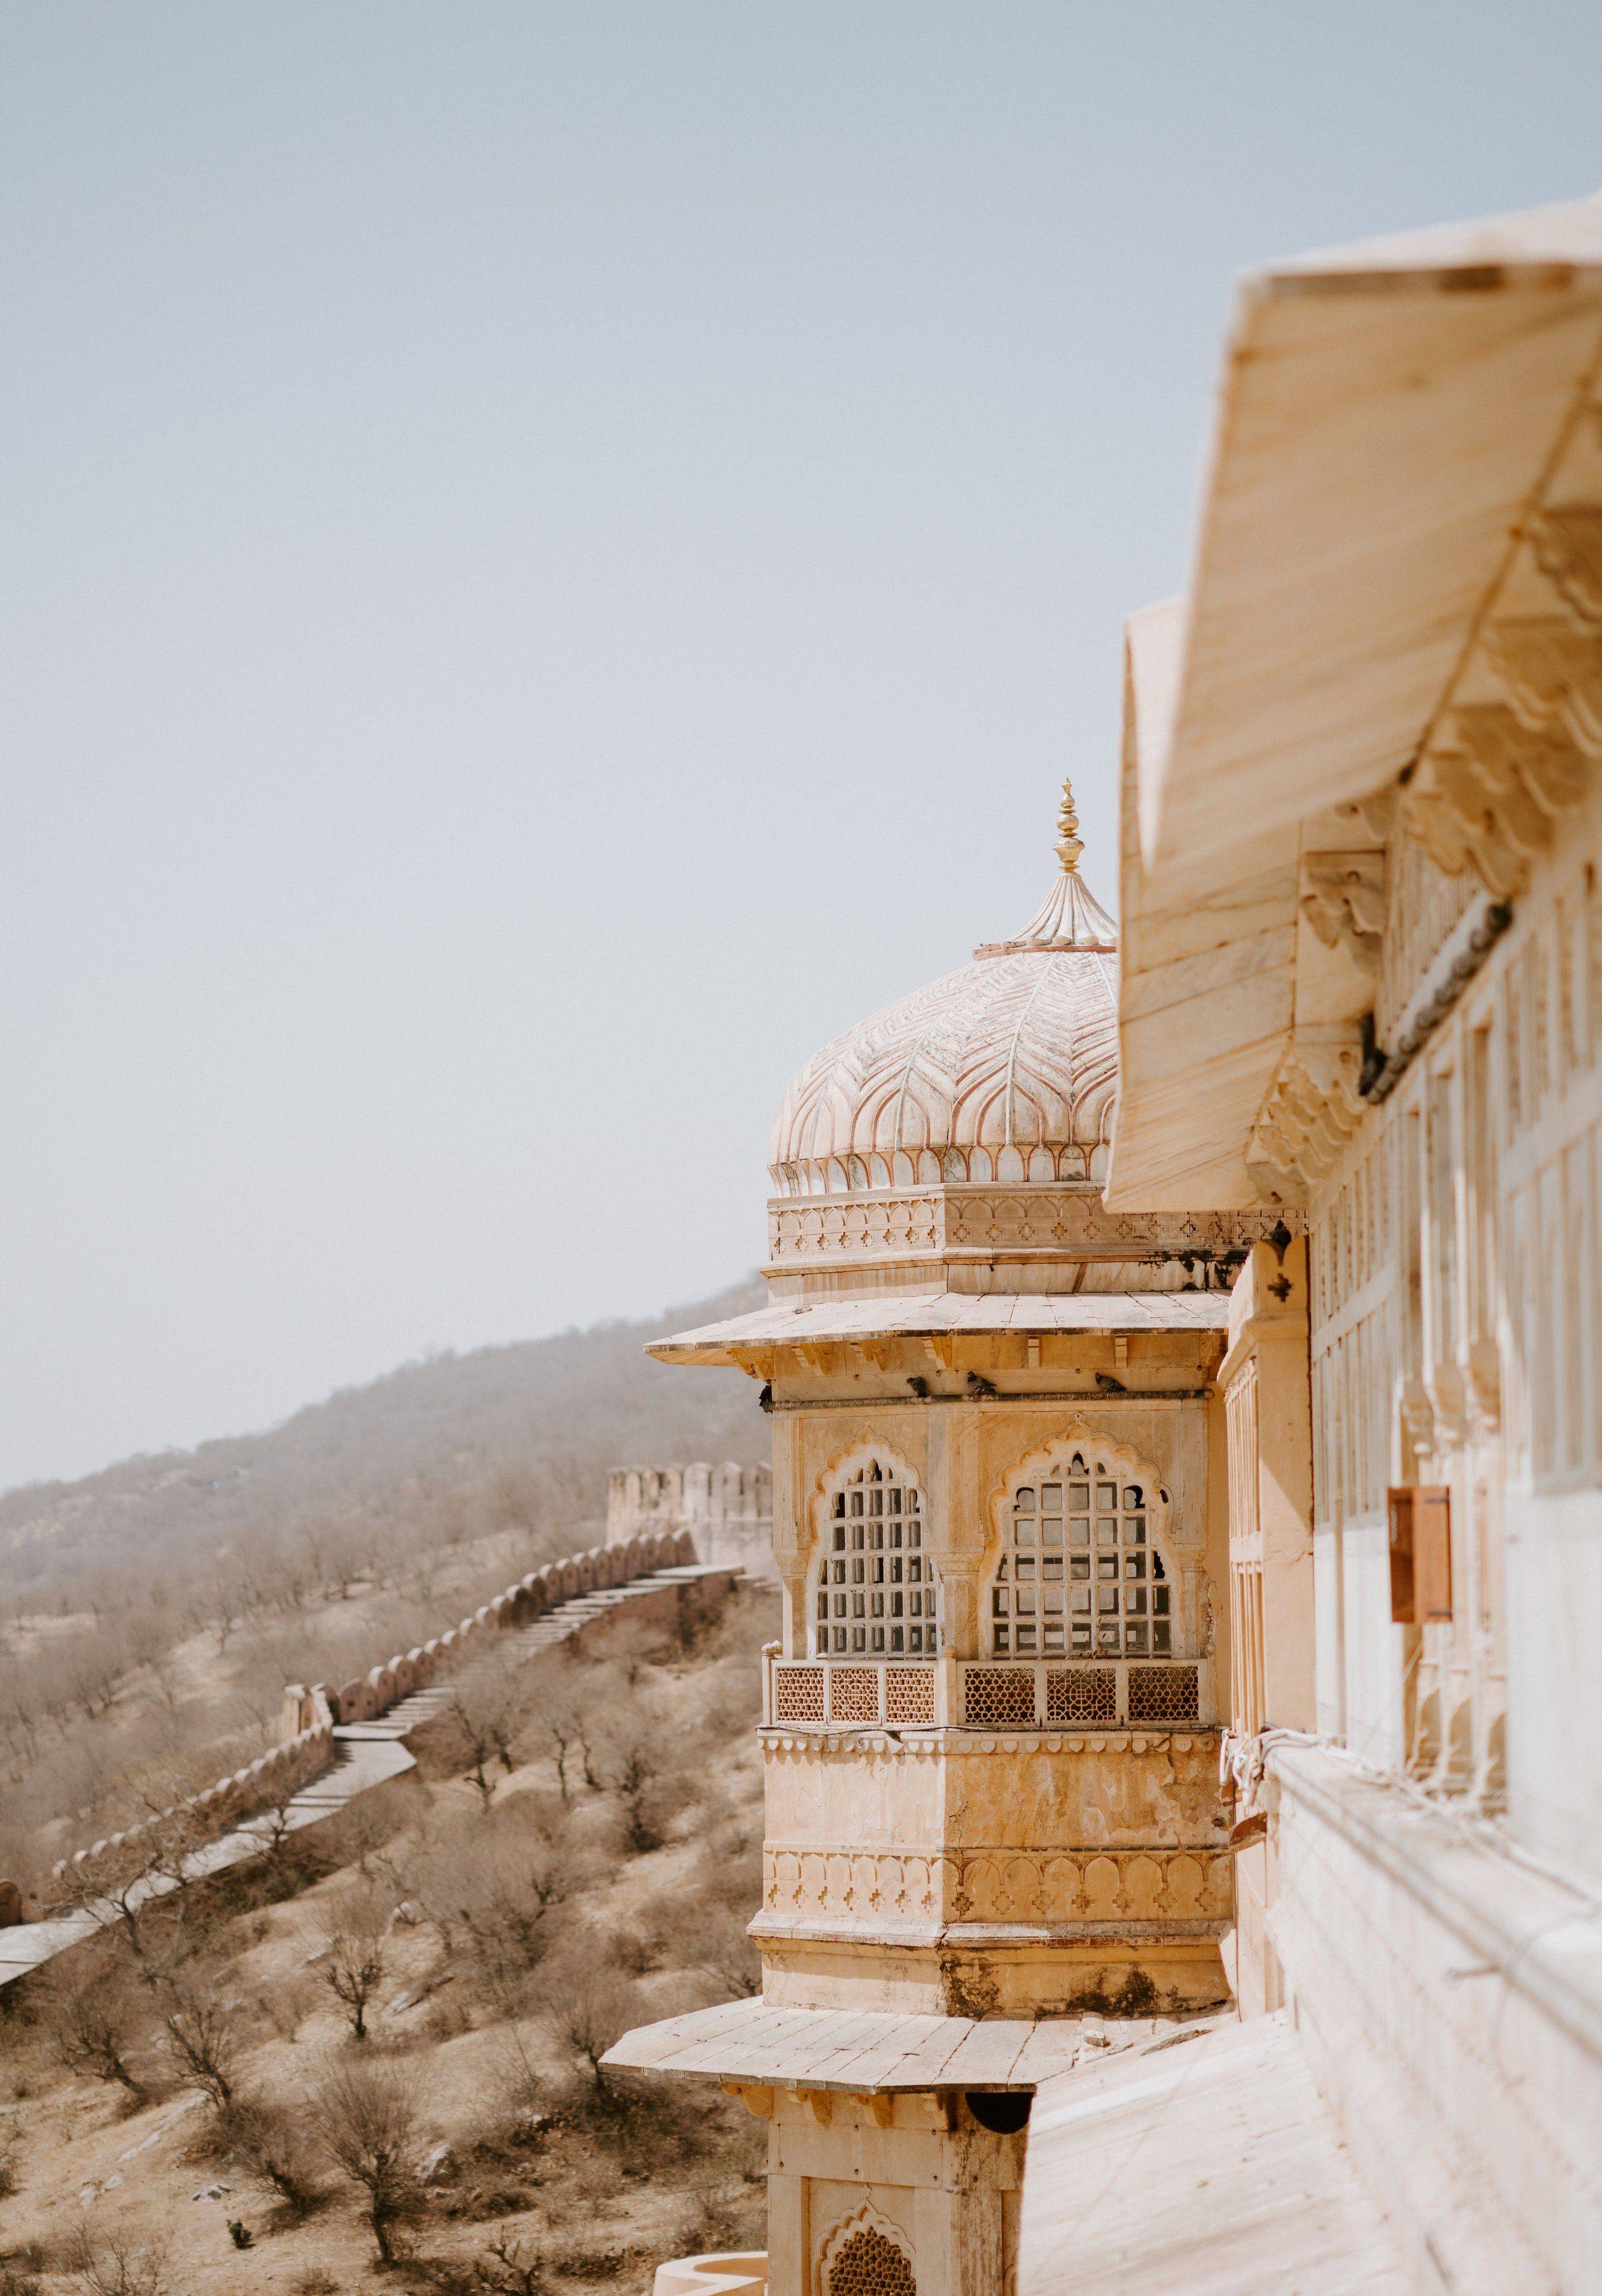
xmin=1054 ymin=777 xmax=1085 ymax=874
xmin=973 ymin=776 xmax=1118 ymax=958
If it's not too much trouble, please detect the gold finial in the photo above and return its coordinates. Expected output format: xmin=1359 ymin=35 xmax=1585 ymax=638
xmin=1054 ymin=777 xmax=1083 ymax=874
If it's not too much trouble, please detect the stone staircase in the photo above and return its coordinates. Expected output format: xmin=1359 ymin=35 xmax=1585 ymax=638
xmin=0 ymin=1561 xmax=738 ymax=1993
xmin=329 ymin=1562 xmax=732 ymax=1752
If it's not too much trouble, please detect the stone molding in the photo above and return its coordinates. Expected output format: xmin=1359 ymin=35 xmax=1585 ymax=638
xmin=761 ymin=1842 xmax=1232 ymax=1925
xmin=758 ymin=1727 xmax=1215 ymax=1758
xmin=768 ymin=1188 xmax=1288 ymax=1269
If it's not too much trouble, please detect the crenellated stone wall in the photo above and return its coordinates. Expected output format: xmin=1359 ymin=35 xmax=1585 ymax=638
xmin=28 ymin=1527 xmax=697 ymax=1917
xmin=608 ymin=1460 xmax=776 ymax=1583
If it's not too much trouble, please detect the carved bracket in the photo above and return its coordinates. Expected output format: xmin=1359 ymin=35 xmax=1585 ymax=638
xmin=1299 ymin=850 xmax=1386 ymax=972
xmin=1401 ymin=504 xmax=1601 ymax=899
xmin=1245 ymin=1028 xmax=1366 ymax=1195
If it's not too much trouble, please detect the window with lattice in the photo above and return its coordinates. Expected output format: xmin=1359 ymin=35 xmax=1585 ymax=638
xmin=991 ymin=1451 xmax=1171 ymax=1658
xmin=814 ymin=1458 xmax=939 ymax=1657
xmin=825 ymin=2224 xmax=917 ymax=2296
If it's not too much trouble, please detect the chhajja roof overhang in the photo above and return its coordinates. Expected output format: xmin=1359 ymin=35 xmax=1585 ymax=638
xmin=646 ymin=1288 xmax=1230 ymax=1370
xmin=1108 ymin=192 xmax=1602 ymax=1211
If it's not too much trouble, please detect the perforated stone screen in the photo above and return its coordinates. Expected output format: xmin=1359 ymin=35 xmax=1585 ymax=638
xmin=1046 ymin=1666 xmax=1116 ymax=1723
xmin=992 ymin=1451 xmax=1171 ymax=1658
xmin=829 ymin=1666 xmax=879 ymax=1723
xmin=962 ymin=1667 xmax=1036 ymax=1727
xmin=826 ymin=2227 xmax=917 ymax=2296
xmin=815 ymin=1459 xmax=939 ymax=1657
xmin=1128 ymin=1664 xmax=1200 ymax=1723
xmin=773 ymin=1666 xmax=826 ymax=1724
xmin=885 ymin=1666 xmax=936 ymax=1724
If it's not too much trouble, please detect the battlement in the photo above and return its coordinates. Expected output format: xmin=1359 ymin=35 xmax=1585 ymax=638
xmin=607 ymin=1460 xmax=775 ymax=1582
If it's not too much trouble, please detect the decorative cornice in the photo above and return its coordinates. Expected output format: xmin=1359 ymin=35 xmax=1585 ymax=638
xmin=758 ymin=1841 xmax=1232 ymax=1926
xmin=758 ymin=1727 xmax=1216 ymax=1758
xmin=768 ymin=1188 xmax=1290 ymax=1271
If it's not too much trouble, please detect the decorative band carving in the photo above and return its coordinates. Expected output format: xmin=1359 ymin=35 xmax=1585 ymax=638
xmin=768 ymin=1192 xmax=1295 ymax=1267
xmin=761 ymin=1844 xmax=1231 ymax=1924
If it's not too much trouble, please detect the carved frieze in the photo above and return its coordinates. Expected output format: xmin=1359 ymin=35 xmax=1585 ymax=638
xmin=759 ymin=1842 xmax=1232 ymax=1925
xmin=768 ymin=1188 xmax=1295 ymax=1267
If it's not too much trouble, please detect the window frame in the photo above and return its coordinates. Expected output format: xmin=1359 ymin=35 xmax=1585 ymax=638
xmin=986 ymin=1436 xmax=1176 ymax=1663
xmin=810 ymin=1447 xmax=939 ymax=1660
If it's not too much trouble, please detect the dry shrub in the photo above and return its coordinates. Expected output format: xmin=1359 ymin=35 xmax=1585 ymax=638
xmin=530 ymin=1951 xmax=639 ymax=2096
xmin=158 ymin=1972 xmax=243 ymax=2107
xmin=316 ymin=1887 xmax=389 ymax=2040
xmin=611 ymin=1886 xmax=759 ymax=1997
xmin=36 ymin=1952 xmax=158 ymax=2104
xmin=58 ymin=2222 xmax=171 ymax=2296
xmin=311 ymin=2056 xmax=429 ymax=2263
xmin=214 ymin=2092 xmax=324 ymax=2214
xmin=430 ymin=1648 xmax=533 ymax=1805
xmin=410 ymin=1794 xmax=583 ymax=2012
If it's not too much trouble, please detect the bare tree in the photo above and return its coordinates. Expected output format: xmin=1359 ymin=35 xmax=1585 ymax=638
xmin=216 ymin=2092 xmax=323 ymax=2214
xmin=522 ymin=1672 xmax=595 ymax=1803
xmin=159 ymin=1976 xmax=243 ymax=2109
xmin=318 ymin=1897 xmax=388 ymax=2041
xmin=41 ymin=1967 xmax=153 ymax=2102
xmin=540 ymin=1960 xmax=638 ymax=2098
xmin=59 ymin=2221 xmax=171 ymax=2296
xmin=311 ymin=2057 xmax=428 ymax=2264
xmin=436 ymin=1654 xmax=529 ymax=1808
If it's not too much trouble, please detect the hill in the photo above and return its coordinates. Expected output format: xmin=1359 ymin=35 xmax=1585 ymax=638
xmin=0 ymin=1278 xmax=768 ymax=1890
xmin=0 ymin=1277 xmax=766 ymax=1604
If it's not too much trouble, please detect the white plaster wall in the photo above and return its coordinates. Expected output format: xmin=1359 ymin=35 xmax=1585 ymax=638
xmin=1337 ymin=1510 xmax=1407 ymax=1772
xmin=1506 ymin=1484 xmax=1602 ymax=1889
xmin=1269 ymin=1745 xmax=1602 ymax=2296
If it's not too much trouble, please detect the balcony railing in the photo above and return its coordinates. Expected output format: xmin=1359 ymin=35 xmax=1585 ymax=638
xmin=763 ymin=1653 xmax=1208 ymax=1732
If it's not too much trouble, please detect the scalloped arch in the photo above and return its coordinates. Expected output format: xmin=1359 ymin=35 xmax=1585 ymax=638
xmin=808 ymin=1434 xmax=927 ymax=1558
xmin=982 ymin=1425 xmax=1173 ymax=1583
xmin=808 ymin=1437 xmax=939 ymax=1661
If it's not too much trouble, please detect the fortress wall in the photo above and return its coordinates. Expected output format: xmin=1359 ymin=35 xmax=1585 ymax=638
xmin=608 ymin=1459 xmax=776 ymax=1582
xmin=11 ymin=1525 xmax=698 ymax=1923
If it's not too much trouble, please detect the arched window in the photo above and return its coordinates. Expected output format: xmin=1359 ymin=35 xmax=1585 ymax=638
xmin=814 ymin=1456 xmax=939 ymax=1658
xmin=991 ymin=1446 xmax=1171 ymax=1659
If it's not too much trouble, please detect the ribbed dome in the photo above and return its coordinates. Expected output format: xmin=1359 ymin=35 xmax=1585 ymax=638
xmin=771 ymin=786 xmax=1119 ymax=1196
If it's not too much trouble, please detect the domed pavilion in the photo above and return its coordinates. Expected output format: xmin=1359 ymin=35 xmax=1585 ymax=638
xmin=607 ymin=786 xmax=1287 ymax=2296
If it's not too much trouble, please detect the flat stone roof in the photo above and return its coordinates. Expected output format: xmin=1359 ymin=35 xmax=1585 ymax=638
xmin=603 ymin=1996 xmax=1209 ymax=2093
xmin=648 ymin=1289 xmax=1231 ymax=1365
xmin=1018 ymin=2010 xmax=1410 ymax=2295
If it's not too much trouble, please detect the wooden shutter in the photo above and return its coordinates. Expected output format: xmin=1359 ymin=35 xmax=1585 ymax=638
xmin=1387 ymin=1486 xmax=1452 ymax=1624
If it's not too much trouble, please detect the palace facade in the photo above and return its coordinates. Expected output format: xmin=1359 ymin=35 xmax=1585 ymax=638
xmin=617 ymin=187 xmax=1602 ymax=2296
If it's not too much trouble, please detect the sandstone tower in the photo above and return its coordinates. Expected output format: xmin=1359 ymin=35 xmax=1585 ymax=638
xmin=609 ymin=789 xmax=1282 ymax=2296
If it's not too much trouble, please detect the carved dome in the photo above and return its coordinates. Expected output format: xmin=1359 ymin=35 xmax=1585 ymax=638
xmin=771 ymin=785 xmax=1120 ymax=1197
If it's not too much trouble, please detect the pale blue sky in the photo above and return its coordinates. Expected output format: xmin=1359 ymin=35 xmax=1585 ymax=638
xmin=4 ymin=4 xmax=1600 ymax=1487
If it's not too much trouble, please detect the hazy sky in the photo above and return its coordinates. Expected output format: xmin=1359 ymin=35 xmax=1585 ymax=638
xmin=6 ymin=4 xmax=1601 ymax=1490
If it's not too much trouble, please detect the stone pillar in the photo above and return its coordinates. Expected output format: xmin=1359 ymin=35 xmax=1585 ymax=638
xmin=916 ymin=2186 xmax=1003 ymax=2296
xmin=767 ymin=2171 xmax=807 ymax=2296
